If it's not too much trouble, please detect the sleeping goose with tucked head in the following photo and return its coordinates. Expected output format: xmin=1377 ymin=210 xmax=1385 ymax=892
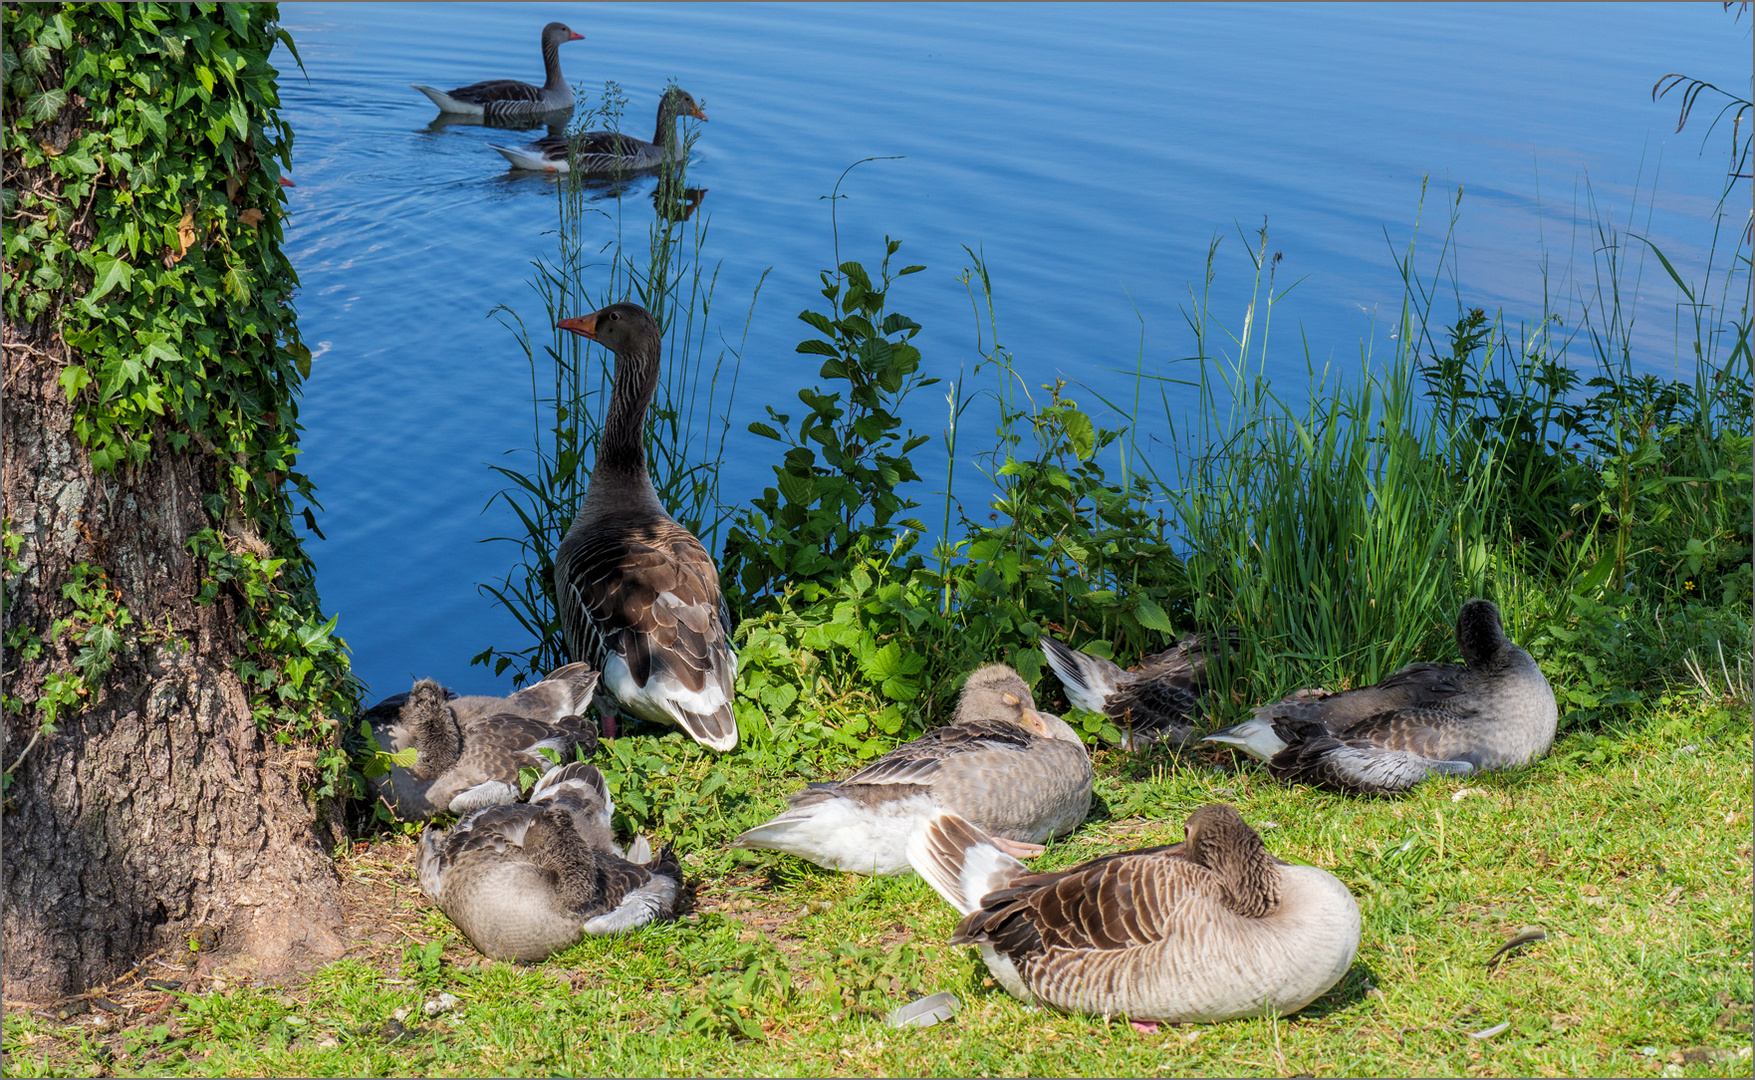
xmin=487 ymin=87 xmax=708 ymax=175
xmin=908 ymin=803 xmax=1360 ymax=1024
xmin=418 ymin=762 xmax=683 ymax=961
xmin=1041 ymin=630 xmax=1230 ymax=749
xmin=365 ymin=668 xmax=600 ymax=820
xmin=730 ymin=665 xmax=1093 ymax=875
xmin=554 ymin=303 xmax=739 ymax=752
xmin=411 ymin=22 xmax=584 ymax=122
xmin=1203 ymin=599 xmax=1557 ymax=795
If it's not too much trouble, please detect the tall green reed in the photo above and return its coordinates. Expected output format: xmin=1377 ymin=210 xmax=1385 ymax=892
xmin=474 ymin=82 xmax=756 ymax=686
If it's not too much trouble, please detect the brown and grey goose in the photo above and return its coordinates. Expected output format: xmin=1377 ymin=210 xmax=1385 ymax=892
xmin=908 ymin=803 xmax=1360 ymax=1024
xmin=554 ymin=303 xmax=739 ymax=751
xmin=418 ymin=762 xmax=684 ymax=961
xmin=488 ymin=87 xmax=707 ymax=175
xmin=365 ymin=666 xmax=600 ymax=820
xmin=412 ymin=22 xmax=584 ymax=122
xmin=730 ymin=665 xmax=1092 ymax=875
xmin=1041 ymin=630 xmax=1230 ymax=749
xmin=1203 ymin=599 xmax=1557 ymax=795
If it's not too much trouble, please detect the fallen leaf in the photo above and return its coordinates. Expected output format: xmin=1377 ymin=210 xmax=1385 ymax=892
xmin=167 ymin=207 xmax=197 ymax=265
xmin=239 ymin=208 xmax=265 ymax=228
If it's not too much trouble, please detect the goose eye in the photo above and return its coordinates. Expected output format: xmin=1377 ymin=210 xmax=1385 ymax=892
xmin=1002 ymin=693 xmax=1018 ymax=706
xmin=609 ymin=311 xmax=621 ymax=321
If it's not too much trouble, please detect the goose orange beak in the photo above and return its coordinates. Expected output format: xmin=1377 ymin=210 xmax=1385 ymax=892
xmin=689 ymin=104 xmax=708 ymax=121
xmin=567 ymin=30 xmax=584 ymax=41
xmin=557 ymin=312 xmax=599 ymax=340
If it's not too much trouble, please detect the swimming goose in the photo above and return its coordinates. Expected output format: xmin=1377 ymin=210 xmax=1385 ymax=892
xmin=554 ymin=303 xmax=739 ymax=752
xmin=1041 ymin=631 xmax=1228 ymax=749
xmin=730 ymin=665 xmax=1093 ymax=875
xmin=1202 ymin=599 xmax=1557 ymax=795
xmin=418 ymin=762 xmax=684 ymax=961
xmin=907 ymin=803 xmax=1360 ymax=1024
xmin=411 ymin=22 xmax=584 ymax=121
xmin=487 ymin=87 xmax=707 ymax=175
xmin=366 ymin=673 xmax=600 ymax=820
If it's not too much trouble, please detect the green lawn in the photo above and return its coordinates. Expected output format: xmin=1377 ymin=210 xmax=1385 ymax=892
xmin=4 ymin=692 xmax=1750 ymax=1078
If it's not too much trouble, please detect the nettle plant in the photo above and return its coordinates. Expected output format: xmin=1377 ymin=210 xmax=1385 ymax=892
xmin=721 ymin=239 xmax=935 ymax=607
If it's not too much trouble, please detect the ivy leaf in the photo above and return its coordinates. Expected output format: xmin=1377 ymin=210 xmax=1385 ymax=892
xmin=1062 ymin=408 xmax=1096 ymax=461
xmin=86 ymin=254 xmax=133 ymax=302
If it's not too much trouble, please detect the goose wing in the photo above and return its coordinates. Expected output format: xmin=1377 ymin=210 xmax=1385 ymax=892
xmin=438 ymin=713 xmax=600 ymax=813
xmin=557 ymin=521 xmax=738 ymax=751
xmin=1255 ymin=661 xmax=1471 ymax=734
xmin=951 ymin=845 xmax=1198 ymax=963
xmin=444 ymin=78 xmax=544 ymax=107
xmin=579 ymin=843 xmax=685 ymax=935
xmin=835 ymin=718 xmax=1037 ymax=788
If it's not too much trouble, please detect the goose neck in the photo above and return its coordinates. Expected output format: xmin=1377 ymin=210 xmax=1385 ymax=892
xmin=652 ymin=98 xmax=685 ymax=159
xmin=541 ymin=36 xmax=567 ymax=91
xmin=594 ymin=338 xmax=660 ymax=478
xmin=410 ymin=704 xmax=464 ymax=777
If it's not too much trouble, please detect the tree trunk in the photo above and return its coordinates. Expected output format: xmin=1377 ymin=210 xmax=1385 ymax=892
xmin=2 ymin=321 xmax=346 ymax=1001
xmin=1 ymin=4 xmax=346 ymax=1000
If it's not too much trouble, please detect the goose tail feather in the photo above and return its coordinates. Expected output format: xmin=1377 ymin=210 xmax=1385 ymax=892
xmin=906 ymin=810 xmax=1027 ymax=916
xmin=1041 ymin=636 xmax=1125 ymax=715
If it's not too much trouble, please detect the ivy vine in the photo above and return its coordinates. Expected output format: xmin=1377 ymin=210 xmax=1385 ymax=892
xmin=2 ymin=3 xmax=356 ymax=795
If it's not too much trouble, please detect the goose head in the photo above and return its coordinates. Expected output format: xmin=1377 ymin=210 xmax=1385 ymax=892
xmin=956 ymin=664 xmax=1084 ymax=746
xmin=1182 ymin=803 xmax=1282 ymax=918
xmin=658 ymin=87 xmax=708 ymax=124
xmin=557 ymin=302 xmax=661 ymax=354
xmin=1454 ymin=598 xmax=1509 ymax=667
xmin=541 ymin=22 xmax=586 ymax=48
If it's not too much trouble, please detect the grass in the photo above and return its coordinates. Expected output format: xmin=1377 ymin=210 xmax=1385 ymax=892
xmin=3 ymin=689 xmax=1749 ymax=1077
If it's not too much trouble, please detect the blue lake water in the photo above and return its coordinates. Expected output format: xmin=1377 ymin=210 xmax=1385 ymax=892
xmin=274 ymin=2 xmax=1749 ymax=699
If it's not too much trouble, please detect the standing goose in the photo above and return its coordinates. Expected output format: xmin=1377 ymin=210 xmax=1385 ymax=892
xmin=1203 ymin=599 xmax=1557 ymax=795
xmin=419 ymin=762 xmax=684 ymax=961
xmin=1041 ymin=630 xmax=1229 ymax=749
xmin=907 ymin=804 xmax=1361 ymax=1024
xmin=487 ymin=87 xmax=707 ymax=175
xmin=730 ymin=665 xmax=1093 ymax=875
xmin=367 ymin=673 xmax=601 ymax=821
xmin=411 ymin=22 xmax=584 ymax=121
xmin=554 ymin=303 xmax=739 ymax=751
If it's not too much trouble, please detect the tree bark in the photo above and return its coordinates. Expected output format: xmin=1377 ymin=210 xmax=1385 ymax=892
xmin=1 ymin=108 xmax=346 ymax=1009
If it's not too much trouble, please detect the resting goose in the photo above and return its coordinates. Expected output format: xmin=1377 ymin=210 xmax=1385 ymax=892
xmin=366 ymin=671 xmax=600 ymax=820
xmin=411 ymin=22 xmax=584 ymax=121
xmin=360 ymin=661 xmax=600 ymax=731
xmin=487 ymin=87 xmax=707 ymax=175
xmin=1203 ymin=599 xmax=1557 ymax=795
xmin=907 ymin=804 xmax=1360 ymax=1024
xmin=1041 ymin=630 xmax=1228 ymax=749
xmin=418 ymin=762 xmax=684 ymax=961
xmin=554 ymin=303 xmax=739 ymax=752
xmin=730 ymin=665 xmax=1093 ymax=875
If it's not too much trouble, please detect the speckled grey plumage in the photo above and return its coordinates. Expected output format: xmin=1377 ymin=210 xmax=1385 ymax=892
xmin=730 ymin=665 xmax=1093 ymax=875
xmin=907 ymin=804 xmax=1360 ymax=1024
xmin=365 ymin=668 xmax=601 ymax=820
xmin=418 ymin=762 xmax=683 ymax=962
xmin=1041 ymin=631 xmax=1233 ymax=748
xmin=1203 ymin=600 xmax=1557 ymax=795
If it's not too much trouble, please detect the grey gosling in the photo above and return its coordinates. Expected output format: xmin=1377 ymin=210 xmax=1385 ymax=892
xmin=730 ymin=665 xmax=1093 ymax=875
xmin=366 ymin=665 xmax=600 ymax=820
xmin=418 ymin=762 xmax=683 ymax=962
xmin=907 ymin=804 xmax=1360 ymax=1024
xmin=1203 ymin=599 xmax=1557 ymax=795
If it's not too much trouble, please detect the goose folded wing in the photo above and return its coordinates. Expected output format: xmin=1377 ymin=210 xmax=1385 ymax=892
xmin=447 ymin=79 xmax=544 ymax=106
xmin=559 ymin=529 xmax=731 ymax=692
xmin=952 ymin=847 xmax=1192 ymax=959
